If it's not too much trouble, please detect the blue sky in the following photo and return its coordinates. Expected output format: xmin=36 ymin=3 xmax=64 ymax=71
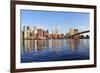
xmin=21 ymin=10 xmax=90 ymax=34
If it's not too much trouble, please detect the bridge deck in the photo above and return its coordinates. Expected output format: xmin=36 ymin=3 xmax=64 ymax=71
xmin=68 ymin=30 xmax=90 ymax=37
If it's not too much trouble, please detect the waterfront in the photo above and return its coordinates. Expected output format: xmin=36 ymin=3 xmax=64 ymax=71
xmin=21 ymin=39 xmax=89 ymax=63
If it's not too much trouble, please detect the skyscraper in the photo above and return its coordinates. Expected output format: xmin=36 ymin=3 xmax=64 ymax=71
xmin=23 ymin=26 xmax=32 ymax=39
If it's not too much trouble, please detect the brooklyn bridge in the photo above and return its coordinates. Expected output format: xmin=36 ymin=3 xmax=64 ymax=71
xmin=68 ymin=30 xmax=90 ymax=39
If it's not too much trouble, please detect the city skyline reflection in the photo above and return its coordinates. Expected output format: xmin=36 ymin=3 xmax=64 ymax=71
xmin=21 ymin=39 xmax=89 ymax=63
xmin=21 ymin=39 xmax=80 ymax=53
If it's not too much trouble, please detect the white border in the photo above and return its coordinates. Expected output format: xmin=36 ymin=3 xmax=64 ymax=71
xmin=16 ymin=4 xmax=94 ymax=69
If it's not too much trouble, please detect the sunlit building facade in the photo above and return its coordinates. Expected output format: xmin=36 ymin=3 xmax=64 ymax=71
xmin=23 ymin=26 xmax=32 ymax=39
xmin=69 ymin=28 xmax=80 ymax=39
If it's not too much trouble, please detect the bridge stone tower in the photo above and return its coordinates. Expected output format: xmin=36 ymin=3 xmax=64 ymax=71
xmin=69 ymin=28 xmax=80 ymax=39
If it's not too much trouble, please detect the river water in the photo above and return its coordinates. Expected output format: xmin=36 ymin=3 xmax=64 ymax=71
xmin=21 ymin=39 xmax=89 ymax=63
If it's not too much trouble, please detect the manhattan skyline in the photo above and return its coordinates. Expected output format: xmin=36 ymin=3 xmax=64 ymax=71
xmin=21 ymin=10 xmax=90 ymax=34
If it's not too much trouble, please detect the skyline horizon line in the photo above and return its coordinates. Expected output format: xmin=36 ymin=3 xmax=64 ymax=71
xmin=21 ymin=25 xmax=89 ymax=35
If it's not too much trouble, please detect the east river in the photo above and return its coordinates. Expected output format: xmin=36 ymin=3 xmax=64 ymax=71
xmin=21 ymin=39 xmax=89 ymax=63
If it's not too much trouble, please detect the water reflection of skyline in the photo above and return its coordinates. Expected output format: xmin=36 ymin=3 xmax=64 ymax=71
xmin=67 ymin=39 xmax=80 ymax=52
xmin=21 ymin=39 xmax=89 ymax=63
xmin=21 ymin=39 xmax=81 ymax=53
